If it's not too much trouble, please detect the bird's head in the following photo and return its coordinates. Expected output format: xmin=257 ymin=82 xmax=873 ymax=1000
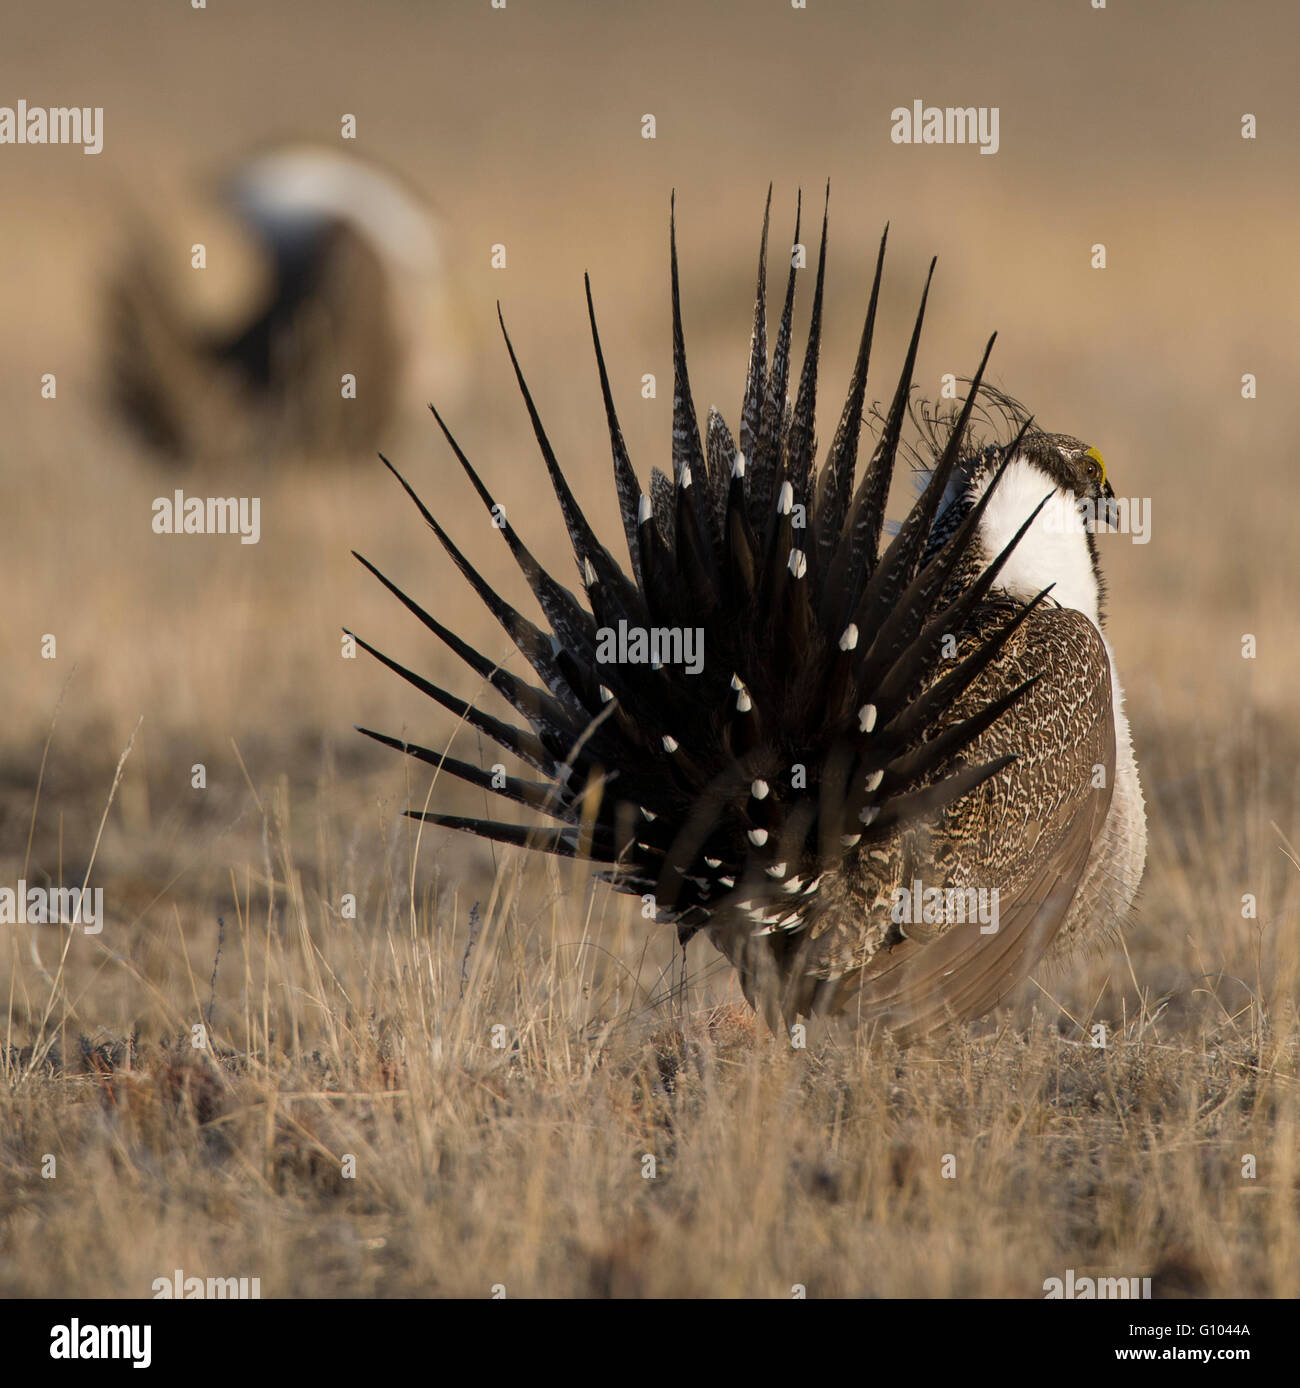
xmin=1017 ymin=431 xmax=1115 ymax=507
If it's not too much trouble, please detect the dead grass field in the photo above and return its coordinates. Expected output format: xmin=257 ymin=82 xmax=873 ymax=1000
xmin=1 ymin=0 xmax=1299 ymax=1298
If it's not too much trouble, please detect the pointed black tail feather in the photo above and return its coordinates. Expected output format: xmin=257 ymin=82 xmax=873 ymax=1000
xmin=850 ymin=331 xmax=998 ymax=642
xmin=748 ymin=189 xmax=801 ymax=535
xmin=820 ymin=256 xmax=936 ymax=632
xmin=703 ymin=406 xmax=737 ymax=548
xmin=496 ymin=303 xmax=645 ymax=622
xmin=738 ymin=184 xmax=773 ymax=466
xmin=786 ymin=183 xmax=831 ymax=517
xmin=414 ymin=419 xmax=602 ymax=674
xmin=406 ymin=814 xmax=593 ymax=860
xmin=346 ymin=629 xmax=558 ymax=776
xmin=813 ymin=222 xmax=887 ymax=584
xmin=880 ymin=582 xmax=1055 ymax=749
xmin=357 ymin=726 xmax=575 ymax=821
xmin=353 ymin=190 xmax=1069 ymax=1019
xmin=668 ymin=192 xmax=708 ymax=501
xmin=369 ymin=456 xmax=588 ymax=717
xmin=585 ymin=273 xmax=645 ymax=586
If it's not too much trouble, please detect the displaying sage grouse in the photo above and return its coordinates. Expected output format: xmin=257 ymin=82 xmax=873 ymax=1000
xmin=351 ymin=190 xmax=1146 ymax=1039
xmin=108 ymin=144 xmax=458 ymax=460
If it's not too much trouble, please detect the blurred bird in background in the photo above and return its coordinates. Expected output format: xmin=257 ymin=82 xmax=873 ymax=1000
xmin=106 ymin=143 xmax=462 ymax=462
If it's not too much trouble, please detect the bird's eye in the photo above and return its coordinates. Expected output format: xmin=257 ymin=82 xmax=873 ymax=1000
xmin=1084 ymin=446 xmax=1106 ymax=486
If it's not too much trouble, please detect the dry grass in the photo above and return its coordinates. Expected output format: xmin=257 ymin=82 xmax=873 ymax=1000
xmin=2 ymin=0 xmax=1300 ymax=1300
xmin=2 ymin=706 xmax=1298 ymax=1297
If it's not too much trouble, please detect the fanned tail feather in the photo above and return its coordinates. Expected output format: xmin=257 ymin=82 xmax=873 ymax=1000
xmin=352 ymin=189 xmax=1059 ymax=1027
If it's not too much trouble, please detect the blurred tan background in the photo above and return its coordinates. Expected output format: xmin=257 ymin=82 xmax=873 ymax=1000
xmin=0 ymin=0 xmax=1297 ymax=1023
